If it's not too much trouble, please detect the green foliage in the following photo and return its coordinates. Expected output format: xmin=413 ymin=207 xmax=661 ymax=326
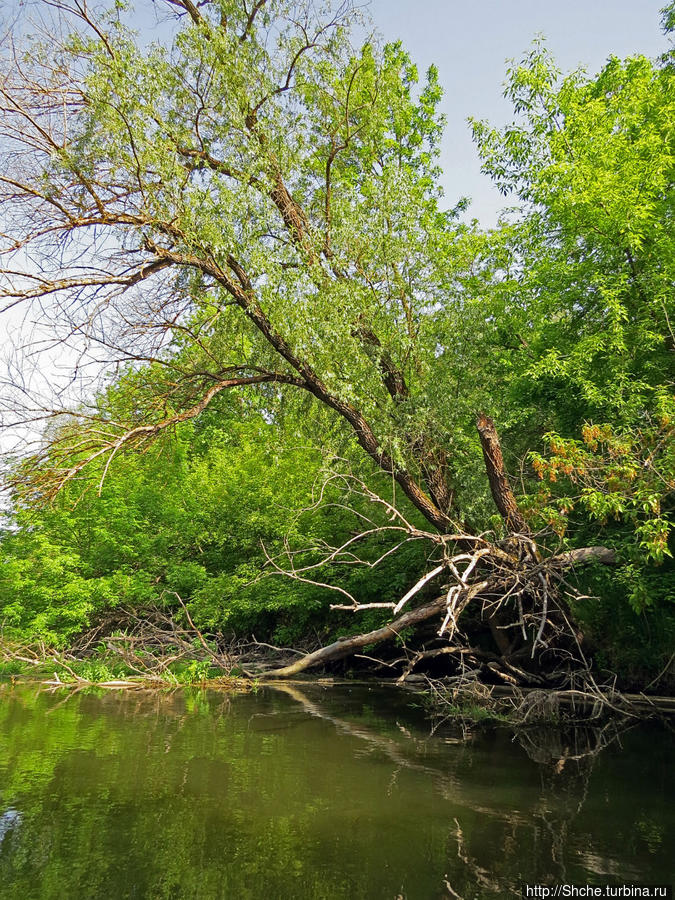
xmin=527 ymin=416 xmax=674 ymax=568
xmin=469 ymin=38 xmax=675 ymax=659
xmin=1 ymin=393 xmax=428 ymax=644
xmin=0 ymin=2 xmax=673 ymax=683
xmin=661 ymin=1 xmax=675 ymax=36
xmin=572 ymin=563 xmax=675 ymax=683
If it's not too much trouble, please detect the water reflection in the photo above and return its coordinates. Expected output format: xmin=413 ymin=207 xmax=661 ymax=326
xmin=0 ymin=682 xmax=671 ymax=899
xmin=0 ymin=808 xmax=21 ymax=846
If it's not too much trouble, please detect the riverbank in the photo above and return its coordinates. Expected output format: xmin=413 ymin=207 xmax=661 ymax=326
xmin=2 ymin=650 xmax=674 ymax=728
xmin=3 ymin=615 xmax=674 ymax=729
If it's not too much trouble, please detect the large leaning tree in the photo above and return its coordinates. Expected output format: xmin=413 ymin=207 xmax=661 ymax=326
xmin=0 ymin=0 xmax=672 ymax=682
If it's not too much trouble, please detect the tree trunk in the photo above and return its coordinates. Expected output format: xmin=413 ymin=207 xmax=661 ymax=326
xmin=262 ymin=595 xmax=447 ymax=678
xmin=476 ymin=413 xmax=529 ymax=534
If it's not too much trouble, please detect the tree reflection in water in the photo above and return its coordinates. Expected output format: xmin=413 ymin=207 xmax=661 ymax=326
xmin=0 ymin=683 xmax=670 ymax=900
xmin=271 ymin=684 xmax=671 ymax=898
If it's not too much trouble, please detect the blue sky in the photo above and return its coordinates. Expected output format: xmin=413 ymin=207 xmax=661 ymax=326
xmin=367 ymin=0 xmax=668 ymax=225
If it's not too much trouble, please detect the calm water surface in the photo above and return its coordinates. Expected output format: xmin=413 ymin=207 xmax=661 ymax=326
xmin=0 ymin=682 xmax=671 ymax=899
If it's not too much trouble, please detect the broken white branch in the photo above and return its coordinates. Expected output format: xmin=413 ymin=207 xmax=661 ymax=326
xmin=393 ymin=564 xmax=445 ymax=615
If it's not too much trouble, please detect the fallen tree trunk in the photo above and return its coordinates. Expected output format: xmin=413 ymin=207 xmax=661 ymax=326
xmin=261 ymin=417 xmax=619 ymax=683
xmin=263 ymin=594 xmax=448 ymax=678
xmin=551 ymin=546 xmax=617 ymax=567
xmin=261 ymin=543 xmax=617 ymax=680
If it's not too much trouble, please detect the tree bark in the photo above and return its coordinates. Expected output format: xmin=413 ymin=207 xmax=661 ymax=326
xmin=551 ymin=546 xmax=617 ymax=567
xmin=476 ymin=413 xmax=529 ymax=534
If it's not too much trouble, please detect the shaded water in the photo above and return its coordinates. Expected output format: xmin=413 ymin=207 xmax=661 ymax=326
xmin=0 ymin=682 xmax=671 ymax=899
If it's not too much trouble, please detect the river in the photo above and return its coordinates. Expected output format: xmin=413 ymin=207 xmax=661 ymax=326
xmin=0 ymin=682 xmax=671 ymax=898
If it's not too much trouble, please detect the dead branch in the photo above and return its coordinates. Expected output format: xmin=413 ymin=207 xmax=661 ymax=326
xmin=262 ymin=594 xmax=448 ymax=678
xmin=260 ymin=506 xmax=618 ymax=682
